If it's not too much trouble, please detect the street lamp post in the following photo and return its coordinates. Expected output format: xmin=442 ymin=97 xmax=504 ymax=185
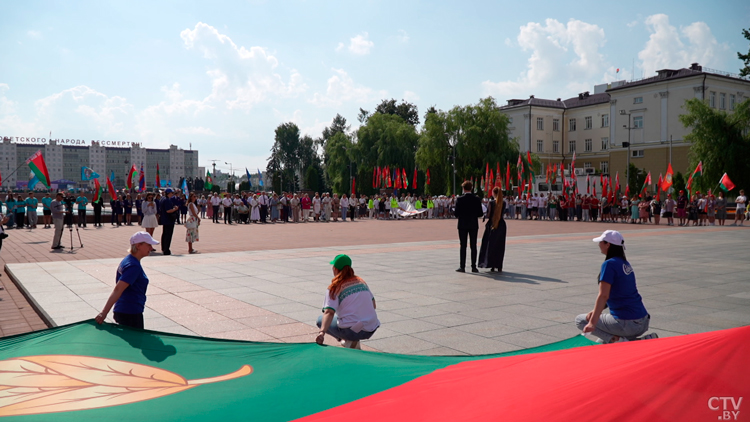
xmin=620 ymin=110 xmax=633 ymax=195
xmin=225 ymin=162 xmax=233 ymax=192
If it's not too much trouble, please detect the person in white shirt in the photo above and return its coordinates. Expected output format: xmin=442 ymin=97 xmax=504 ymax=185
xmin=540 ymin=194 xmax=549 ymax=220
xmin=279 ymin=193 xmax=289 ymax=222
xmin=221 ymin=194 xmax=233 ymax=224
xmin=258 ymin=192 xmax=269 ymax=223
xmin=250 ymin=194 xmax=260 ymax=222
xmin=322 ymin=193 xmax=331 ymax=222
xmin=340 ymin=194 xmax=350 ymax=221
xmin=733 ymin=189 xmax=746 ymax=226
xmin=210 ymin=193 xmax=221 ymax=223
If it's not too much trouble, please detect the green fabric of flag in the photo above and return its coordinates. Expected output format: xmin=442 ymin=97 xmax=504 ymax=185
xmin=0 ymin=321 xmax=593 ymax=421
xmin=205 ymin=170 xmax=213 ymax=190
xmin=26 ymin=150 xmax=51 ymax=188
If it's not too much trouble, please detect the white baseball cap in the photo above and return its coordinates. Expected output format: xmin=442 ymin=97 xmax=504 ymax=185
xmin=593 ymin=230 xmax=625 ymax=250
xmin=130 ymin=231 xmax=159 ymax=245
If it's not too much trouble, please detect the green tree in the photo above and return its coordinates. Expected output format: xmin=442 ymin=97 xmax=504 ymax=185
xmin=374 ymin=99 xmax=420 ymax=126
xmin=239 ymin=181 xmax=250 ymax=191
xmin=356 ymin=113 xmax=420 ymax=194
xmin=226 ymin=181 xmax=235 ymax=193
xmin=415 ymin=109 xmax=451 ymax=195
xmin=628 ymin=163 xmax=647 ymax=196
xmin=324 ymin=132 xmax=353 ymax=194
xmin=304 ymin=166 xmax=320 ymax=193
xmin=672 ymin=171 xmax=686 ymax=195
xmin=679 ymin=97 xmax=750 ymax=194
xmin=738 ymin=28 xmax=750 ymax=77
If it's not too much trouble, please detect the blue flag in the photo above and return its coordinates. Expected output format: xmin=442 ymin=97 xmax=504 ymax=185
xmin=81 ymin=167 xmax=100 ymax=181
xmin=246 ymin=168 xmax=252 ymax=189
xmin=257 ymin=169 xmax=264 ymax=187
xmin=181 ymin=178 xmax=188 ymax=195
xmin=29 ymin=172 xmax=40 ymax=190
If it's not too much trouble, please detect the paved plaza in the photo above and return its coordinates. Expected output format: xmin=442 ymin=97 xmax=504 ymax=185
xmin=2 ymin=219 xmax=748 ymax=355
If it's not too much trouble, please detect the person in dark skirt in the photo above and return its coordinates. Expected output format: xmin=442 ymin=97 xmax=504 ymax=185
xmin=92 ymin=195 xmax=103 ymax=227
xmin=478 ymin=186 xmax=507 ymax=273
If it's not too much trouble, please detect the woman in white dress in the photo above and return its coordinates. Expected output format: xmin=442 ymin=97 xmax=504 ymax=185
xmin=141 ymin=192 xmax=159 ymax=236
xmin=250 ymin=194 xmax=260 ymax=222
xmin=185 ymin=193 xmax=200 ymax=254
xmin=313 ymin=193 xmax=321 ymax=222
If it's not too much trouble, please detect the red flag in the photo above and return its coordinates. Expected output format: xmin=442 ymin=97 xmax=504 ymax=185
xmin=426 ymin=168 xmax=431 ymax=185
xmin=593 ymin=180 xmax=597 ymax=197
xmin=402 ymin=168 xmax=408 ymax=188
xmin=373 ymin=167 xmax=377 ymax=188
xmin=26 ymin=150 xmax=51 ymax=188
xmin=488 ymin=170 xmax=494 ymax=194
xmin=527 ymin=151 xmax=532 ymax=170
xmin=414 ymin=167 xmax=418 ymax=190
xmin=106 ymin=175 xmax=116 ymax=198
xmin=126 ymin=164 xmax=137 ymax=190
xmin=615 ymin=172 xmax=620 ymax=195
xmin=352 ymin=177 xmax=356 ymax=195
xmin=586 ymin=175 xmax=591 ymax=195
xmin=661 ymin=163 xmax=673 ymax=191
xmin=719 ymin=173 xmax=735 ymax=192
xmin=155 ymin=162 xmax=161 ymax=189
xmin=625 ymin=185 xmax=630 ymax=198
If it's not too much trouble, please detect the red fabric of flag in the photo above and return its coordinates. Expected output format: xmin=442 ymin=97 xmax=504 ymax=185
xmin=426 ymin=168 xmax=431 ymax=185
xmin=413 ymin=167 xmax=417 ymax=190
xmin=662 ymin=163 xmax=674 ymax=191
xmin=352 ymin=177 xmax=356 ymax=195
xmin=719 ymin=173 xmax=736 ymax=192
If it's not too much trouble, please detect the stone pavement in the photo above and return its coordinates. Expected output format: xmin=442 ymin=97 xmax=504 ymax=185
xmin=5 ymin=222 xmax=749 ymax=355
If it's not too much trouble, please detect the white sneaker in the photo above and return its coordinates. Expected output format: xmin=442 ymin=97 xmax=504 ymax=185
xmin=341 ymin=340 xmax=354 ymax=348
xmin=641 ymin=333 xmax=659 ymax=340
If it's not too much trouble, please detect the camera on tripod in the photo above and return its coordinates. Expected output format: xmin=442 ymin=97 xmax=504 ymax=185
xmin=63 ymin=195 xmax=76 ymax=227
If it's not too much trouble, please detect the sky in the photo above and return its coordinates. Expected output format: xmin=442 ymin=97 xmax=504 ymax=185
xmin=1 ymin=0 xmax=748 ymax=176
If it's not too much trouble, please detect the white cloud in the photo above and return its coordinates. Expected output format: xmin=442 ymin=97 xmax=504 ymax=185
xmin=627 ymin=20 xmax=639 ymax=28
xmin=483 ymin=18 xmax=607 ymax=97
xmin=396 ymin=30 xmax=409 ymax=43
xmin=27 ymin=30 xmax=42 ymax=39
xmin=403 ymin=90 xmax=420 ymax=102
xmin=176 ymin=126 xmax=216 ymax=136
xmin=348 ymin=32 xmax=374 ymax=55
xmin=504 ymin=38 xmax=512 ymax=47
xmin=0 ymin=83 xmax=17 ymax=114
xmin=335 ymin=42 xmax=344 ymax=52
xmin=35 ymin=85 xmax=134 ymax=135
xmin=310 ymin=69 xmax=385 ymax=108
xmin=638 ymin=14 xmax=727 ymax=76
xmin=180 ymin=22 xmax=307 ymax=110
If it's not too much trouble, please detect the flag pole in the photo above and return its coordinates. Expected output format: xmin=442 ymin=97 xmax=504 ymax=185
xmin=0 ymin=162 xmax=33 ymax=188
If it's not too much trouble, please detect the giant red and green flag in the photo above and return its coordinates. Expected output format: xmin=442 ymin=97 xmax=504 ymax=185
xmin=719 ymin=173 xmax=735 ymax=192
xmin=126 ymin=165 xmax=137 ymax=190
xmin=5 ymin=321 xmax=746 ymax=420
xmin=107 ymin=172 xmax=116 ymax=198
xmin=25 ymin=150 xmax=51 ymax=188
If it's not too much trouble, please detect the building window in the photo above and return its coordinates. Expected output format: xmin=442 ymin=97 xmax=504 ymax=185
xmin=553 ymin=140 xmax=559 ymax=153
xmin=634 ymin=97 xmax=643 ymax=104
xmin=720 ymin=93 xmax=726 ymax=110
xmin=569 ymin=119 xmax=576 ymax=131
xmin=508 ymin=117 xmax=514 ymax=125
xmin=600 ymin=161 xmax=609 ymax=174
xmin=601 ymin=137 xmax=609 ymax=150
xmin=730 ymin=94 xmax=736 ymax=110
xmin=553 ymin=119 xmax=560 ymax=131
xmin=585 ymin=139 xmax=592 ymax=152
xmin=631 ymin=150 xmax=644 ymax=158
xmin=569 ymin=140 xmax=576 ymax=153
xmin=584 ymin=116 xmax=592 ymax=130
xmin=633 ymin=116 xmax=643 ymax=129
xmin=584 ymin=162 xmax=592 ymax=169
xmin=536 ymin=117 xmax=544 ymax=131
xmin=601 ymin=114 xmax=609 ymax=128
xmin=710 ymin=91 xmax=716 ymax=108
xmin=536 ymin=140 xmax=544 ymax=152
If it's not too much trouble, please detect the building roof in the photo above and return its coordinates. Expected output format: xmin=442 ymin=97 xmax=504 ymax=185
xmin=500 ymin=92 xmax=610 ymax=111
xmin=607 ymin=64 xmax=750 ymax=92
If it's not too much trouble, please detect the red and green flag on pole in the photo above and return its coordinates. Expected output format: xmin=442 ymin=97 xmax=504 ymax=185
xmin=26 ymin=150 xmax=51 ymax=188
xmin=641 ymin=172 xmax=652 ymax=197
xmin=719 ymin=173 xmax=735 ymax=192
xmin=661 ymin=163 xmax=674 ymax=192
xmin=126 ymin=164 xmax=138 ymax=190
xmin=93 ymin=178 xmax=103 ymax=202
xmin=106 ymin=173 xmax=116 ymax=198
xmin=155 ymin=163 xmax=161 ymax=189
xmin=205 ymin=170 xmax=213 ymax=190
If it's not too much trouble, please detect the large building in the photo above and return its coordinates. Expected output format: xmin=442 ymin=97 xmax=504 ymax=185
xmin=500 ymin=63 xmax=750 ymax=189
xmin=0 ymin=138 xmax=199 ymax=190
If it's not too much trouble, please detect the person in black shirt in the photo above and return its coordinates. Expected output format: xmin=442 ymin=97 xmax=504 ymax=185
xmin=158 ymin=189 xmax=179 ymax=255
xmin=453 ymin=180 xmax=484 ymax=273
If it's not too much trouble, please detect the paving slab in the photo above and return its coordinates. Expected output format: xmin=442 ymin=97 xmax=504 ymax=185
xmin=5 ymin=223 xmax=749 ymax=354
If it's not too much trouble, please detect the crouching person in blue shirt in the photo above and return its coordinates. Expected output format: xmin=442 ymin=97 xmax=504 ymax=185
xmin=576 ymin=230 xmax=658 ymax=343
xmin=95 ymin=231 xmax=159 ymax=329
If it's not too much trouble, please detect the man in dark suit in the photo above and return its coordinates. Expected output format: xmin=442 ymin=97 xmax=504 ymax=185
xmin=158 ymin=188 xmax=179 ymax=255
xmin=454 ymin=180 xmax=484 ymax=273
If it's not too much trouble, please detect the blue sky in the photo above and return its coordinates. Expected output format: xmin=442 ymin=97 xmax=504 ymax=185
xmin=1 ymin=0 xmax=748 ymax=175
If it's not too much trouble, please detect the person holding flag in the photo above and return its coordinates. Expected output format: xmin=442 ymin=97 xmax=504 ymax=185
xmin=92 ymin=179 xmax=104 ymax=227
xmin=733 ymin=189 xmax=746 ymax=226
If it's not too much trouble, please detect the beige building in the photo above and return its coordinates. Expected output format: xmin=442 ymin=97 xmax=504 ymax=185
xmin=500 ymin=63 xmax=750 ymax=192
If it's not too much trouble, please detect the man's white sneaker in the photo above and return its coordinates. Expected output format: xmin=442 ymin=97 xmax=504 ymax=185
xmin=641 ymin=333 xmax=659 ymax=340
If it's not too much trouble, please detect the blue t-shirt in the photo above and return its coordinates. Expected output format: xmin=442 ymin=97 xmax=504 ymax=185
xmin=26 ymin=197 xmax=38 ymax=212
xmin=113 ymin=254 xmax=149 ymax=314
xmin=42 ymin=197 xmax=52 ymax=211
xmin=599 ymin=257 xmax=647 ymax=320
xmin=76 ymin=196 xmax=88 ymax=210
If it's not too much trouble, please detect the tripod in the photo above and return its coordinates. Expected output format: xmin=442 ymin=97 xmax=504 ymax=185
xmin=64 ymin=211 xmax=83 ymax=251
